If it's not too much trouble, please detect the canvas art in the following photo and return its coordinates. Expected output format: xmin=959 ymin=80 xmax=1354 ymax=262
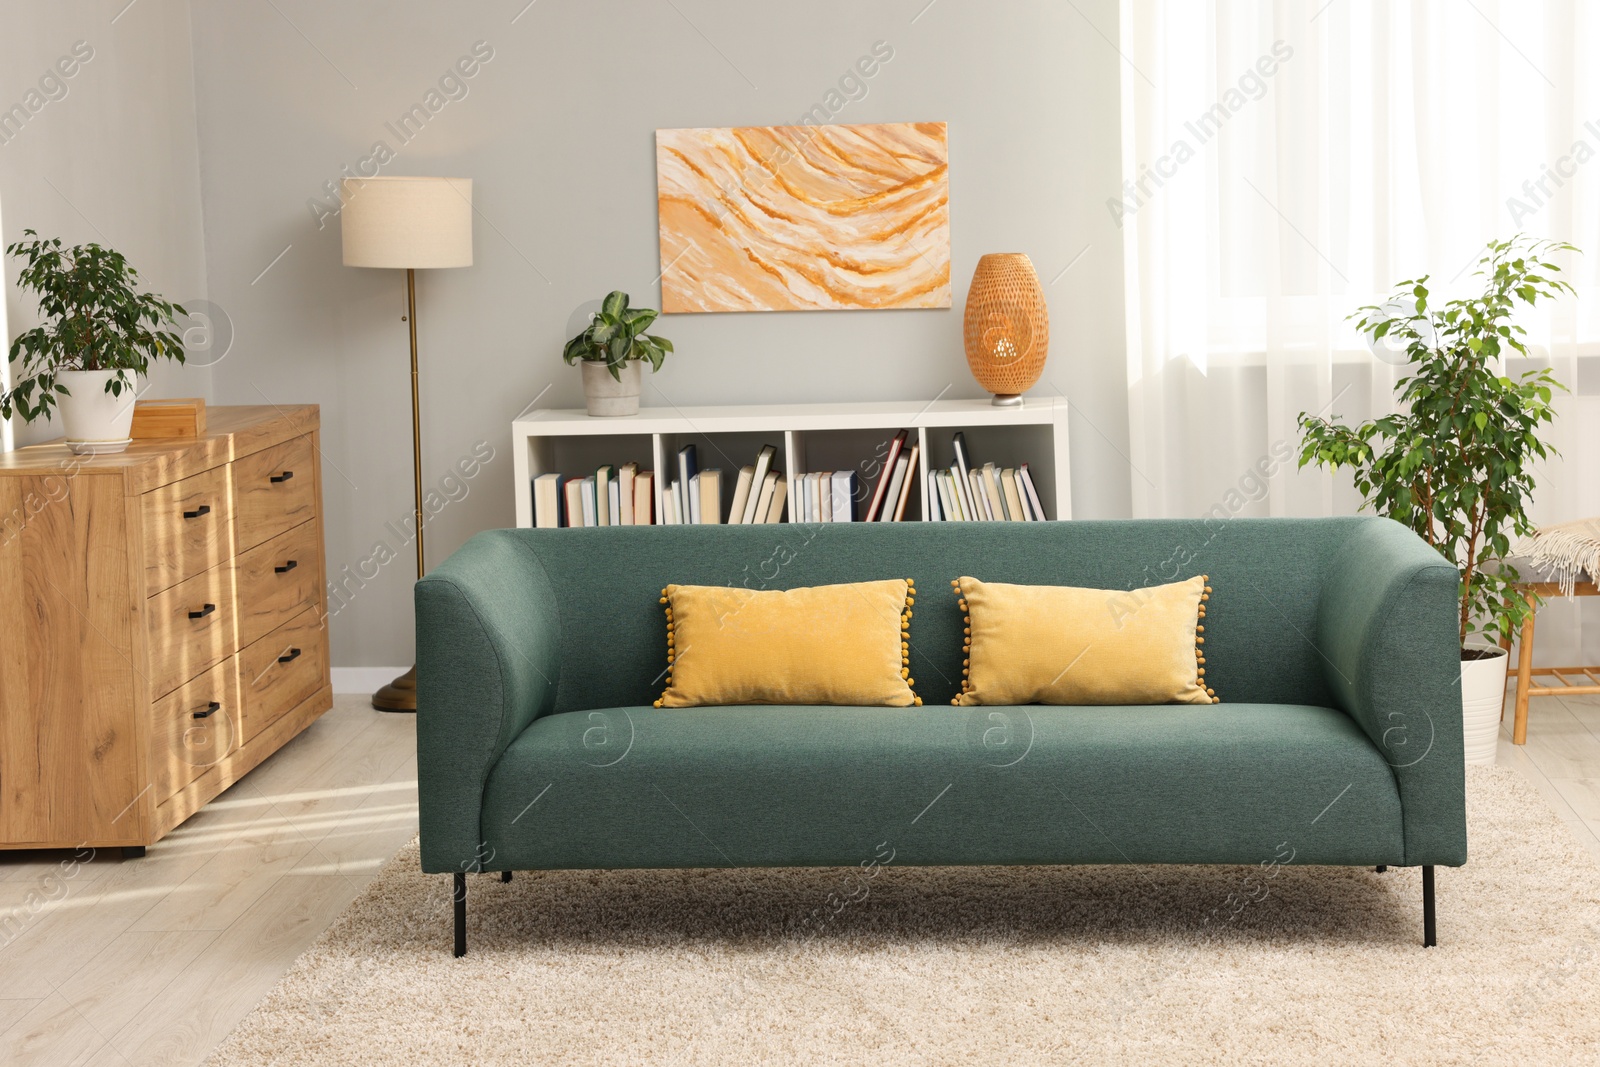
xmin=655 ymin=121 xmax=950 ymax=313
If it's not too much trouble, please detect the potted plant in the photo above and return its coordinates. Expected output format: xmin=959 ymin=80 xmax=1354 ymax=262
xmin=1298 ymin=235 xmax=1578 ymax=764
xmin=2 ymin=230 xmax=187 ymax=454
xmin=562 ymin=290 xmax=672 ymax=417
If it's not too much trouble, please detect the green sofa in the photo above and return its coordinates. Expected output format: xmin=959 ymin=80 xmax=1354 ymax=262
xmin=417 ymin=516 xmax=1467 ymax=955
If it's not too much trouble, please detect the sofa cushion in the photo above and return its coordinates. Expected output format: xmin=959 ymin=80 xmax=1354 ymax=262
xmin=656 ymin=579 xmax=920 ymax=708
xmin=479 ymin=703 xmax=1404 ymax=871
xmin=954 ymin=574 xmax=1214 ymax=706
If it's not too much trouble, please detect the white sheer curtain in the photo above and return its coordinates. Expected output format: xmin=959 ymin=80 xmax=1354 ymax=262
xmin=1119 ymin=0 xmax=1600 ymax=660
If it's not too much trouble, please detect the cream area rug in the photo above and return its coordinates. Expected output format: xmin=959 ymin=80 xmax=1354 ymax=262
xmin=205 ymin=766 xmax=1600 ymax=1066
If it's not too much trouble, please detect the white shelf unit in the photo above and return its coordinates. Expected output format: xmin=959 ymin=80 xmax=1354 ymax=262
xmin=510 ymin=398 xmax=1072 ymax=528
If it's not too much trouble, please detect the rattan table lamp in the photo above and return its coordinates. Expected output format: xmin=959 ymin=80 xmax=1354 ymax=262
xmin=341 ymin=175 xmax=473 ymax=712
xmin=962 ymin=253 xmax=1049 ymax=406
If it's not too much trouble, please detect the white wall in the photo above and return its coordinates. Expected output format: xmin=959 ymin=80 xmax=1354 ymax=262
xmin=0 ymin=0 xmax=211 ymax=445
xmin=188 ymin=0 xmax=1133 ymax=668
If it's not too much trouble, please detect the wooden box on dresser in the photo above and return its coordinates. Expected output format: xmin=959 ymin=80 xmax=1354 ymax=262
xmin=0 ymin=405 xmax=332 ymax=856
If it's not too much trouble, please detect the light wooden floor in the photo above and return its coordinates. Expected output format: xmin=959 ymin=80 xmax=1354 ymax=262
xmin=0 ymin=694 xmax=418 ymax=1067
xmin=3 ymin=688 xmax=1600 ymax=1065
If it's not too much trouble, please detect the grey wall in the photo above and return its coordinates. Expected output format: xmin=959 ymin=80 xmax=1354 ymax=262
xmin=0 ymin=0 xmax=212 ymax=446
xmin=189 ymin=0 xmax=1132 ymax=668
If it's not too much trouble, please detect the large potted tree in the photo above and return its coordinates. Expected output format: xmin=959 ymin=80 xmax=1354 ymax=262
xmin=2 ymin=231 xmax=187 ymax=453
xmin=1298 ymin=236 xmax=1578 ymax=764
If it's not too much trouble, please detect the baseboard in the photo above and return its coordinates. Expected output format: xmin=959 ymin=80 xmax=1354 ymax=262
xmin=331 ymin=667 xmax=409 ymax=694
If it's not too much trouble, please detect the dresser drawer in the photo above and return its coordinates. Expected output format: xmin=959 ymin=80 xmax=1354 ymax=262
xmin=235 ymin=520 xmax=323 ymax=648
xmin=240 ymin=609 xmax=325 ymax=742
xmin=141 ymin=465 xmax=234 ymax=596
xmin=149 ymin=657 xmax=241 ymax=803
xmin=147 ymin=563 xmax=238 ymax=698
xmin=233 ymin=435 xmax=316 ymax=552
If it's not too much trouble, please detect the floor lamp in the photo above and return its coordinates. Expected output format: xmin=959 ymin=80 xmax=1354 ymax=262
xmin=340 ymin=175 xmax=473 ymax=712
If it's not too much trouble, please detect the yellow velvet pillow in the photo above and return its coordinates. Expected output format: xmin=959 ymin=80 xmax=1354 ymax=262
xmin=655 ymin=580 xmax=921 ymax=708
xmin=953 ymin=575 xmax=1216 ymax=706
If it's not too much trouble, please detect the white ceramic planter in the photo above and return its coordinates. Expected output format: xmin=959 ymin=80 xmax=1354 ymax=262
xmin=581 ymin=360 xmax=642 ymax=417
xmin=57 ymin=369 xmax=139 ymax=454
xmin=1460 ymin=645 xmax=1510 ymax=765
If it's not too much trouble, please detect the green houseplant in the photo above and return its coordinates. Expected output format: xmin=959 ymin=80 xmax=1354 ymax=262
xmin=3 ymin=230 xmax=187 ymax=453
xmin=562 ymin=290 xmax=672 ymax=417
xmin=1297 ymin=235 xmax=1577 ymax=762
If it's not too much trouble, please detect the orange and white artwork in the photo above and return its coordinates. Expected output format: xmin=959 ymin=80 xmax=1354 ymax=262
xmin=655 ymin=121 xmax=950 ymax=313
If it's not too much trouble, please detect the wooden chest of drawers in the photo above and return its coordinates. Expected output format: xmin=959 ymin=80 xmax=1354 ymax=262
xmin=0 ymin=406 xmax=332 ymax=851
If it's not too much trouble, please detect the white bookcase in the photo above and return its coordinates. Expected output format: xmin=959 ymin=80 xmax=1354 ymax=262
xmin=511 ymin=398 xmax=1072 ymax=528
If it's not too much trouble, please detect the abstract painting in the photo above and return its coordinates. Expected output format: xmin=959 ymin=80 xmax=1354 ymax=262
xmin=655 ymin=121 xmax=949 ymax=313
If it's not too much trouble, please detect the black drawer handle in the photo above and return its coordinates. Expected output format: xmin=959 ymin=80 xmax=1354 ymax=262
xmin=188 ymin=603 xmax=216 ymax=620
xmin=269 ymin=470 xmax=295 ymax=484
xmin=274 ymin=559 xmax=298 ymax=574
xmin=192 ymin=701 xmax=221 ymax=720
xmin=183 ymin=504 xmax=211 ymax=519
xmin=277 ymin=647 xmax=302 ymax=664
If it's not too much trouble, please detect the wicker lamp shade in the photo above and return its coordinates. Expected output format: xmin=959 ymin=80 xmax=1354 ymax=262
xmin=962 ymin=253 xmax=1049 ymax=405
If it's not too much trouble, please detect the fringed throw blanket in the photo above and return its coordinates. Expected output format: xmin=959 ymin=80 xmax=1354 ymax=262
xmin=1512 ymin=519 xmax=1600 ymax=596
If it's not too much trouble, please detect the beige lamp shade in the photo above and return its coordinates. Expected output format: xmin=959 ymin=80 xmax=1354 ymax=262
xmin=340 ymin=176 xmax=473 ymax=269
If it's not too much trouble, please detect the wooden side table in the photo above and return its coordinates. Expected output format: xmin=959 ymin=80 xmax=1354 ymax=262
xmin=1498 ymin=578 xmax=1600 ymax=744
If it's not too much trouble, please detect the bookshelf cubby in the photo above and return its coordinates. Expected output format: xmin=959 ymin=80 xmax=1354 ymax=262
xmin=511 ymin=398 xmax=1072 ymax=527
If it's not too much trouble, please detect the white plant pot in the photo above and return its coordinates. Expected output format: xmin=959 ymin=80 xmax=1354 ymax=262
xmin=57 ymin=369 xmax=139 ymax=454
xmin=581 ymin=360 xmax=642 ymax=417
xmin=1460 ymin=645 xmax=1510 ymax=766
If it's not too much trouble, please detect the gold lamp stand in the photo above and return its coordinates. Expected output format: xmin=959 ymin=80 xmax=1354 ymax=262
xmin=371 ymin=268 xmax=427 ymax=712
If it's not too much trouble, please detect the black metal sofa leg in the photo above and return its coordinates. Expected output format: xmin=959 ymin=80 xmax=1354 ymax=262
xmin=502 ymin=870 xmax=512 ymax=883
xmin=1422 ymin=866 xmax=1436 ymax=948
xmin=1375 ymin=864 xmax=1386 ymax=873
xmin=453 ymin=873 xmax=467 ymax=958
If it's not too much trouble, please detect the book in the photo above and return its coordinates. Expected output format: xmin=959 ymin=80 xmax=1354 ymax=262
xmin=728 ymin=466 xmax=756 ymax=525
xmin=688 ymin=474 xmax=702 ymax=524
xmin=752 ymin=471 xmax=778 ymax=524
xmin=634 ymin=471 xmax=655 ymax=525
xmin=939 ymin=468 xmax=961 ymax=521
xmin=817 ymin=472 xmax=832 ymax=523
xmin=864 ymin=431 xmax=907 ymax=522
xmin=594 ymin=465 xmax=613 ymax=526
xmin=1000 ymin=468 xmax=1028 ymax=522
xmin=1019 ymin=463 xmax=1047 ymax=521
xmin=952 ymin=431 xmax=974 ymax=495
xmin=534 ymin=473 xmax=563 ymax=529
xmin=981 ymin=463 xmax=1007 ymax=521
xmin=952 ymin=459 xmax=978 ymax=521
xmin=676 ymin=444 xmax=697 ymax=526
xmin=892 ymin=445 xmax=920 ymax=521
xmin=563 ymin=479 xmax=588 ymax=531
xmin=743 ymin=445 xmax=778 ymax=524
xmin=766 ymin=477 xmax=789 ymax=523
xmin=609 ymin=478 xmax=622 ymax=525
xmin=969 ymin=469 xmax=992 ymax=520
xmin=925 ymin=471 xmax=942 ymax=521
xmin=618 ymin=462 xmax=638 ymax=525
xmin=581 ymin=476 xmax=598 ymax=527
xmin=830 ymin=471 xmax=855 ymax=522
xmin=698 ymin=468 xmax=723 ymax=524
xmin=879 ymin=453 xmax=910 ymax=524
xmin=934 ymin=470 xmax=958 ymax=521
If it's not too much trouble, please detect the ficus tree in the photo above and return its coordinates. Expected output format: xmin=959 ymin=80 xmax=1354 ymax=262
xmin=2 ymin=230 xmax=187 ymax=423
xmin=562 ymin=291 xmax=673 ymax=380
xmin=1298 ymin=235 xmax=1578 ymax=650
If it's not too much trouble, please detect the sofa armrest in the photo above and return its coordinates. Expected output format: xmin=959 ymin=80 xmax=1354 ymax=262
xmin=1315 ymin=518 xmax=1467 ymax=866
xmin=416 ymin=530 xmax=560 ymax=874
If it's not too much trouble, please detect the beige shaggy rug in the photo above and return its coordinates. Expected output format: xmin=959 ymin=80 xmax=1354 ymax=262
xmin=205 ymin=766 xmax=1600 ymax=1066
